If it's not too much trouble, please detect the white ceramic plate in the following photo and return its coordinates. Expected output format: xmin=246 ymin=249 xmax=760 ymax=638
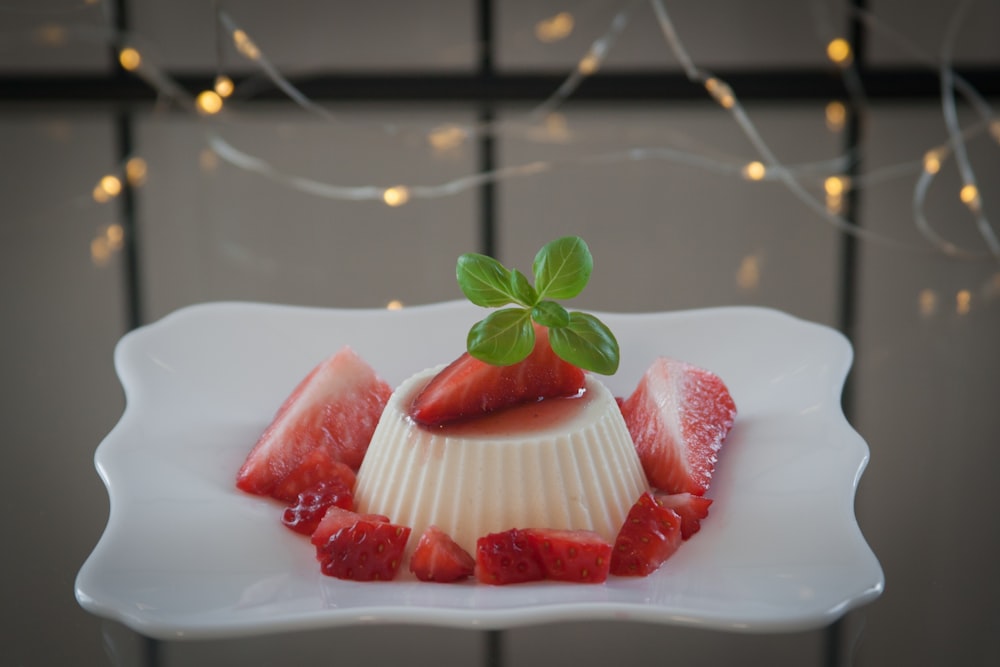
xmin=75 ymin=301 xmax=883 ymax=640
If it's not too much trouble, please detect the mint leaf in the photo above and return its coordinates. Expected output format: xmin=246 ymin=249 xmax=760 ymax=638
xmin=467 ymin=308 xmax=535 ymax=366
xmin=457 ymin=253 xmax=519 ymax=307
xmin=532 ymin=236 xmax=593 ymax=301
xmin=547 ymin=312 xmax=620 ymax=375
xmin=531 ymin=300 xmax=570 ymax=328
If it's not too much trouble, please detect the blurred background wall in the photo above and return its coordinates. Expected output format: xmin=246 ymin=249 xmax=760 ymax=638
xmin=2 ymin=1 xmax=999 ymax=665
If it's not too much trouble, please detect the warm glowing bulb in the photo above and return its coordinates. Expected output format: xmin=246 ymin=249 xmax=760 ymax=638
xmin=105 ymin=223 xmax=124 ymax=250
xmin=233 ymin=29 xmax=261 ymax=60
xmin=704 ymin=78 xmax=735 ymax=109
xmin=578 ymin=53 xmax=600 ymax=75
xmin=91 ymin=237 xmax=111 ymax=266
xmin=960 ymin=184 xmax=979 ymax=203
xmin=92 ymin=185 xmax=110 ymax=204
xmin=825 ymin=101 xmax=846 ymax=131
xmin=125 ymin=157 xmax=147 ymax=186
xmin=824 ymin=176 xmax=848 ymax=197
xmin=923 ymin=150 xmax=942 ymax=175
xmin=918 ymin=289 xmax=937 ymax=318
xmin=535 ymin=12 xmax=574 ymax=43
xmin=742 ymin=161 xmax=766 ymax=181
xmin=118 ymin=47 xmax=142 ymax=72
xmin=826 ymin=38 xmax=852 ymax=66
xmin=214 ymin=75 xmax=235 ymax=98
xmin=196 ymin=90 xmax=224 ymax=115
xmin=956 ymin=289 xmax=972 ymax=315
xmin=36 ymin=25 xmax=67 ymax=46
xmin=100 ymin=175 xmax=122 ymax=197
xmin=736 ymin=255 xmax=761 ymax=290
xmin=826 ymin=192 xmax=843 ymax=214
xmin=428 ymin=125 xmax=466 ymax=153
xmin=386 ymin=299 xmax=404 ymax=311
xmin=383 ymin=186 xmax=410 ymax=207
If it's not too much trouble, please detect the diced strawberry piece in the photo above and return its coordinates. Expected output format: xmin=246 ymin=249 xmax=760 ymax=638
xmin=619 ymin=357 xmax=736 ymax=496
xmin=410 ymin=326 xmax=586 ymax=427
xmin=310 ymin=506 xmax=389 ymax=549
xmin=271 ymin=451 xmax=356 ymax=504
xmin=610 ymin=492 xmax=683 ymax=577
xmin=475 ymin=529 xmax=546 ymax=585
xmin=236 ymin=347 xmax=392 ymax=501
xmin=524 ymin=529 xmax=611 ymax=583
xmin=409 ymin=526 xmax=476 ymax=583
xmin=315 ymin=514 xmax=411 ymax=582
xmin=654 ymin=492 xmax=712 ymax=540
xmin=281 ymin=479 xmax=354 ymax=535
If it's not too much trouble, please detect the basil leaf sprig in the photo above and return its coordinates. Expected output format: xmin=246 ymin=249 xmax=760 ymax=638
xmin=456 ymin=236 xmax=619 ymax=375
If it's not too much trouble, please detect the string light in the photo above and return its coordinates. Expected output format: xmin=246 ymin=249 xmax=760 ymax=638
xmin=21 ymin=1 xmax=988 ymax=263
xmin=535 ymin=12 xmax=574 ymax=43
xmin=90 ymin=237 xmax=112 ymax=266
xmin=824 ymin=175 xmax=848 ymax=197
xmin=386 ymin=299 xmax=404 ymax=310
xmin=704 ymin=78 xmax=735 ymax=109
xmin=736 ymin=255 xmax=761 ymax=290
xmin=960 ymin=184 xmax=980 ymax=211
xmin=214 ymin=75 xmax=235 ymax=98
xmin=382 ymin=186 xmax=410 ymax=207
xmin=826 ymin=38 xmax=852 ymax=66
xmin=233 ymin=29 xmax=261 ymax=60
xmin=956 ymin=289 xmax=972 ymax=315
xmin=118 ymin=47 xmax=142 ymax=72
xmin=196 ymin=90 xmax=224 ymax=115
xmin=923 ymin=149 xmax=943 ymax=175
xmin=825 ymin=101 xmax=846 ymax=131
xmin=125 ymin=157 xmax=147 ymax=186
xmin=741 ymin=161 xmax=767 ymax=181
xmin=427 ymin=124 xmax=467 ymax=154
xmin=918 ymin=289 xmax=938 ymax=318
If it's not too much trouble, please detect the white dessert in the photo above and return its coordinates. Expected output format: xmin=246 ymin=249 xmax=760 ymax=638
xmin=354 ymin=366 xmax=649 ymax=555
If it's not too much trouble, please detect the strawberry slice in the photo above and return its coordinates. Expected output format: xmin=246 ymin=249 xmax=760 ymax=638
xmin=236 ymin=346 xmax=392 ymax=501
xmin=654 ymin=492 xmax=712 ymax=540
xmin=281 ymin=478 xmax=354 ymax=536
xmin=524 ymin=528 xmax=612 ymax=583
xmin=610 ymin=492 xmax=683 ymax=577
xmin=410 ymin=326 xmax=586 ymax=427
xmin=311 ymin=507 xmax=410 ymax=581
xmin=475 ymin=528 xmax=546 ymax=585
xmin=409 ymin=526 xmax=476 ymax=583
xmin=619 ymin=357 xmax=736 ymax=496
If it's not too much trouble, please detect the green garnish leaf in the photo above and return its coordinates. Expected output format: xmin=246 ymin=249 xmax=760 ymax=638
xmin=531 ymin=300 xmax=570 ymax=328
xmin=457 ymin=236 xmax=619 ymax=375
xmin=456 ymin=253 xmax=519 ymax=307
xmin=532 ymin=236 xmax=593 ymax=301
xmin=509 ymin=268 xmax=537 ymax=306
xmin=467 ymin=308 xmax=535 ymax=366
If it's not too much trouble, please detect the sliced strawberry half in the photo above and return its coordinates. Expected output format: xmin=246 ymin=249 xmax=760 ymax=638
xmin=654 ymin=492 xmax=712 ymax=540
xmin=281 ymin=478 xmax=355 ymax=536
xmin=409 ymin=526 xmax=476 ymax=583
xmin=236 ymin=346 xmax=392 ymax=501
xmin=610 ymin=492 xmax=683 ymax=577
xmin=619 ymin=357 xmax=736 ymax=496
xmin=475 ymin=528 xmax=546 ymax=585
xmin=410 ymin=326 xmax=586 ymax=427
xmin=524 ymin=528 xmax=612 ymax=583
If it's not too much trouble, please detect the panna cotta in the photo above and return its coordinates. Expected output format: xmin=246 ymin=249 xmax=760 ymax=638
xmin=354 ymin=366 xmax=649 ymax=555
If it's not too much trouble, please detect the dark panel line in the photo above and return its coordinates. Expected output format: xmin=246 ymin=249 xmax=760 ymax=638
xmin=478 ymin=0 xmax=497 ymax=259
xmin=2 ymin=67 xmax=998 ymax=104
xmin=827 ymin=3 xmax=868 ymax=667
